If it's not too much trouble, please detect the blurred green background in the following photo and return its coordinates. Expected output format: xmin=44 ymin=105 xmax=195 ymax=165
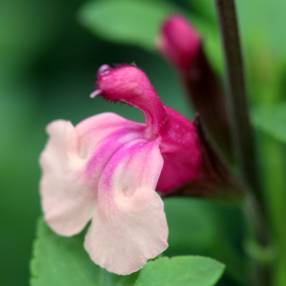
xmin=1 ymin=0 xmax=286 ymax=285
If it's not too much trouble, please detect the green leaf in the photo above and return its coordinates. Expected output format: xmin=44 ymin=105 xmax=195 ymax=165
xmin=79 ymin=0 xmax=175 ymax=51
xmin=190 ymin=0 xmax=286 ymax=63
xmin=189 ymin=0 xmax=217 ymax=23
xmin=30 ymin=219 xmax=137 ymax=286
xmin=135 ymin=256 xmax=225 ymax=286
xmin=238 ymin=0 xmax=286 ymax=62
xmin=253 ymin=103 xmax=286 ymax=143
xmin=164 ymin=199 xmax=219 ymax=255
xmin=31 ymin=219 xmax=224 ymax=286
xmin=164 ymin=199 xmax=246 ymax=285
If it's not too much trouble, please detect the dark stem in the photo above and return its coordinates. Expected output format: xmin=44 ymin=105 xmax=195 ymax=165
xmin=215 ymin=0 xmax=260 ymax=208
xmin=215 ymin=0 xmax=271 ymax=285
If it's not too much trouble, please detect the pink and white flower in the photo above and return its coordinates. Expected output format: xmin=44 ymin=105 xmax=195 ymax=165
xmin=39 ymin=65 xmax=202 ymax=275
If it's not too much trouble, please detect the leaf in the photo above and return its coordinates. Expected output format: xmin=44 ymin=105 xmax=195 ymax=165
xmin=30 ymin=219 xmax=137 ymax=286
xmin=253 ymin=103 xmax=286 ymax=143
xmin=164 ymin=198 xmax=219 ymax=255
xmin=31 ymin=219 xmax=224 ymax=286
xmin=135 ymin=256 xmax=225 ymax=286
xmin=164 ymin=199 xmax=246 ymax=285
xmin=79 ymin=0 xmax=175 ymax=51
xmin=188 ymin=0 xmax=217 ymax=23
xmin=190 ymin=0 xmax=286 ymax=64
xmin=238 ymin=0 xmax=286 ymax=62
xmin=31 ymin=199 xmax=237 ymax=285
xmin=0 ymin=0 xmax=63 ymax=73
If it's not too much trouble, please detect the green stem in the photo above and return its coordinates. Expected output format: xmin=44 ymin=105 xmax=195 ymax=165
xmin=252 ymin=51 xmax=286 ymax=286
xmin=261 ymin=128 xmax=286 ymax=286
xmin=215 ymin=0 xmax=271 ymax=285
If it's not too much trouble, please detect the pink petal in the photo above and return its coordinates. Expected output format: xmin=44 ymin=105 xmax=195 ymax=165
xmin=75 ymin=112 xmax=143 ymax=159
xmin=84 ymin=140 xmax=168 ymax=275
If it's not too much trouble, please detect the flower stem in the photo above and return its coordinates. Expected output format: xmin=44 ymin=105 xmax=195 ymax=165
xmin=215 ymin=0 xmax=271 ymax=285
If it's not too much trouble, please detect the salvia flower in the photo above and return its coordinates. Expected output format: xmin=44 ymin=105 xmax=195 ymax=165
xmin=40 ymin=65 xmax=202 ymax=275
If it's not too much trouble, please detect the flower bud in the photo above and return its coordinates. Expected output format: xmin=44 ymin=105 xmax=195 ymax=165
xmin=158 ymin=15 xmax=201 ymax=72
xmin=158 ymin=15 xmax=233 ymax=161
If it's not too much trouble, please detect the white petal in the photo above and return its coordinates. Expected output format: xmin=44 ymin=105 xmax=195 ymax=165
xmin=40 ymin=120 xmax=94 ymax=236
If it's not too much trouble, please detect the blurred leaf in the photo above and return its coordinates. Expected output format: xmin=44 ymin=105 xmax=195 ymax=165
xmin=238 ymin=0 xmax=286 ymax=103
xmin=189 ymin=0 xmax=286 ymax=101
xmin=238 ymin=0 xmax=286 ymax=62
xmin=253 ymin=103 xmax=286 ymax=143
xmin=189 ymin=0 xmax=217 ymax=23
xmin=164 ymin=199 xmax=219 ymax=255
xmin=80 ymin=0 xmax=175 ymax=51
xmin=135 ymin=256 xmax=225 ymax=286
xmin=190 ymin=0 xmax=286 ymax=61
xmin=31 ymin=220 xmax=137 ymax=286
xmin=164 ymin=199 xmax=245 ymax=285
xmin=0 ymin=84 xmax=42 ymax=286
xmin=0 ymin=0 xmax=63 ymax=74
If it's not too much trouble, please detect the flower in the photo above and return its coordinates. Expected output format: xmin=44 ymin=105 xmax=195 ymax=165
xmin=39 ymin=65 xmax=202 ymax=275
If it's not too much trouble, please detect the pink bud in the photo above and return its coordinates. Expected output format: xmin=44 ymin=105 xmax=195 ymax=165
xmin=158 ymin=15 xmax=202 ymax=72
xmin=158 ymin=15 xmax=233 ymax=160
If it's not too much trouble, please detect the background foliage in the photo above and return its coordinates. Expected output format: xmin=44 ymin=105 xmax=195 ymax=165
xmin=1 ymin=0 xmax=286 ymax=285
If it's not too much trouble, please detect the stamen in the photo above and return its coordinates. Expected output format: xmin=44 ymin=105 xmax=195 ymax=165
xmin=90 ymin=89 xmax=102 ymax=98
